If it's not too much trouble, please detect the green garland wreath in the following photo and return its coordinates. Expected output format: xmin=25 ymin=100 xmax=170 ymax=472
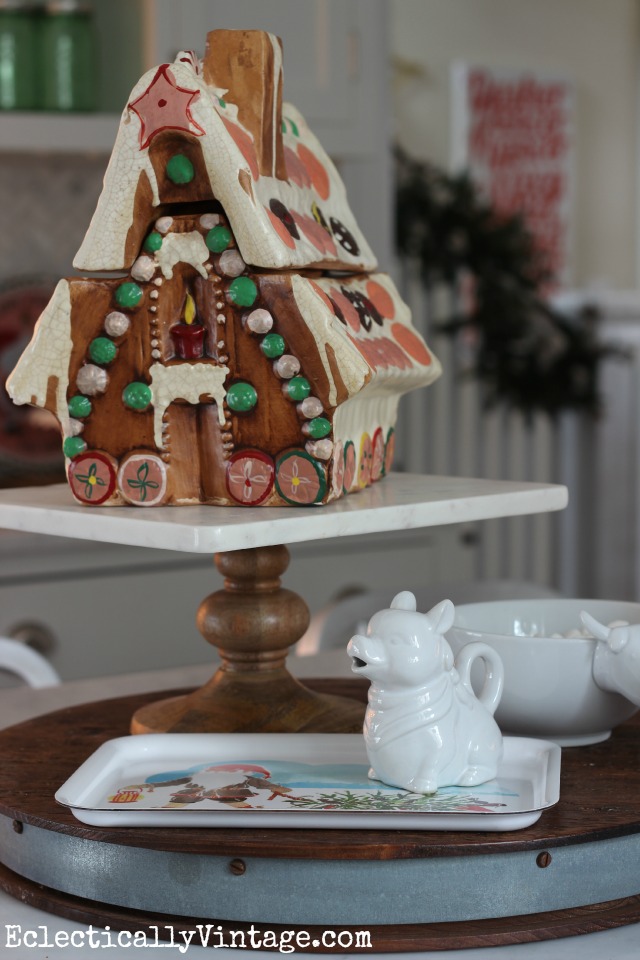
xmin=395 ymin=148 xmax=624 ymax=417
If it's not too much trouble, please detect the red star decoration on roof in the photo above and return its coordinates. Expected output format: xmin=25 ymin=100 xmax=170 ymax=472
xmin=129 ymin=64 xmax=205 ymax=150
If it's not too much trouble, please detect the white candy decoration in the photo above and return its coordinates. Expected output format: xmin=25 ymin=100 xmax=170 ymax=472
xmin=104 ymin=311 xmax=130 ymax=338
xmin=200 ymin=213 xmax=221 ymax=229
xmin=77 ymin=364 xmax=108 ymax=396
xmin=155 ymin=216 xmax=174 ymax=234
xmin=245 ymin=309 xmax=273 ymax=334
xmin=298 ymin=396 xmax=323 ymax=419
xmin=131 ymin=256 xmax=156 ymax=282
xmin=218 ymin=249 xmax=246 ymax=277
xmin=151 ymin=349 xmax=162 ymax=359
xmin=306 ymin=439 xmax=333 ymax=460
xmin=150 ymin=290 xmax=159 ymax=300
xmin=274 ymin=355 xmax=300 ymax=379
xmin=67 ymin=418 xmax=84 ymax=437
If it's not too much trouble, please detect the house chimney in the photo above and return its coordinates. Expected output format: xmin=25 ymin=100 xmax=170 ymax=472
xmin=203 ymin=30 xmax=287 ymax=181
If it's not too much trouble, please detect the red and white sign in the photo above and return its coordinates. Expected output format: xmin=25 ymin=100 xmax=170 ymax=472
xmin=452 ymin=65 xmax=574 ymax=287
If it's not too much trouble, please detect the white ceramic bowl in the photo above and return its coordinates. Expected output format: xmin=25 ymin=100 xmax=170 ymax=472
xmin=446 ymin=598 xmax=640 ymax=746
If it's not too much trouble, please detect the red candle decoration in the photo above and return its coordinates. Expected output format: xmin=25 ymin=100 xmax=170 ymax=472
xmin=171 ymin=292 xmax=205 ymax=359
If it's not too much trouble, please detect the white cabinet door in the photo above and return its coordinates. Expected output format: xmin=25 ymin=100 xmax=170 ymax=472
xmin=145 ymin=0 xmax=385 ymax=152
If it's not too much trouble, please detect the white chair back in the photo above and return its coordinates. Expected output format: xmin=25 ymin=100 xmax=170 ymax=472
xmin=0 ymin=637 xmax=61 ymax=687
xmin=297 ymin=580 xmax=563 ymax=655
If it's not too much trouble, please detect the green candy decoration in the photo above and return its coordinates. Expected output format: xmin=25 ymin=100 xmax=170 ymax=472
xmin=260 ymin=333 xmax=285 ymax=359
xmin=306 ymin=417 xmax=331 ymax=439
xmin=143 ymin=231 xmax=163 ymax=253
xmin=227 ymin=382 xmax=258 ymax=413
xmin=115 ymin=282 xmax=143 ymax=309
xmin=68 ymin=395 xmax=92 ymax=419
xmin=63 ymin=436 xmax=87 ymax=459
xmin=228 ymin=276 xmax=258 ymax=307
xmin=285 ymin=376 xmax=311 ymax=401
xmin=89 ymin=337 xmax=117 ymax=365
xmin=205 ymin=225 xmax=232 ymax=253
xmin=166 ymin=153 xmax=195 ymax=184
xmin=122 ymin=382 xmax=152 ymax=411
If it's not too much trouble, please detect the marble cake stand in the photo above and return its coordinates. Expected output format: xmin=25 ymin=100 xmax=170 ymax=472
xmin=0 ymin=473 xmax=567 ymax=735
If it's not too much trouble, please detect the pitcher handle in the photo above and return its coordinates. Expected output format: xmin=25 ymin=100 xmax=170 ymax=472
xmin=455 ymin=642 xmax=504 ymax=716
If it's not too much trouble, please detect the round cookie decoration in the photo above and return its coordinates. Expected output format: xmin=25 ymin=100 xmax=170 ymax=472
xmin=118 ymin=453 xmax=167 ymax=506
xmin=68 ymin=451 xmax=117 ymax=505
xmin=226 ymin=449 xmax=275 ymax=506
xmin=384 ymin=428 xmax=396 ymax=476
xmin=275 ymin=450 xmax=326 ymax=505
xmin=343 ymin=441 xmax=356 ymax=494
xmin=371 ymin=427 xmax=385 ymax=483
xmin=332 ymin=441 xmax=344 ymax=496
xmin=358 ymin=433 xmax=373 ymax=488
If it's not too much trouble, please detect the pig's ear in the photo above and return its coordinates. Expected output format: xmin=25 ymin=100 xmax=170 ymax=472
xmin=390 ymin=591 xmax=417 ymax=611
xmin=426 ymin=599 xmax=455 ymax=635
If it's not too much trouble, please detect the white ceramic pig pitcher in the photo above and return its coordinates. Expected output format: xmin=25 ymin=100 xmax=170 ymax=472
xmin=347 ymin=591 xmax=504 ymax=795
xmin=581 ymin=611 xmax=640 ymax=706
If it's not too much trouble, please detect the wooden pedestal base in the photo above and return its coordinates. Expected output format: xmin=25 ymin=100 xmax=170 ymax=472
xmin=131 ymin=545 xmax=363 ymax=734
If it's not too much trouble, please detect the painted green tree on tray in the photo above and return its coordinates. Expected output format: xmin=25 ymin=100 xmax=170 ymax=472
xmin=283 ymin=790 xmax=507 ymax=813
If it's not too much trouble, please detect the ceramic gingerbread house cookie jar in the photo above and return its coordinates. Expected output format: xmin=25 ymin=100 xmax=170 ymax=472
xmin=8 ymin=29 xmax=441 ymax=508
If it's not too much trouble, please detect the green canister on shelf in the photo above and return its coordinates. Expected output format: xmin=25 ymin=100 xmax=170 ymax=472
xmin=39 ymin=0 xmax=96 ymax=111
xmin=0 ymin=0 xmax=38 ymax=109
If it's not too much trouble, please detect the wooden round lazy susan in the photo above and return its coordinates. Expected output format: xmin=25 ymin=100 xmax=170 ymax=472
xmin=2 ymin=681 xmax=640 ymax=953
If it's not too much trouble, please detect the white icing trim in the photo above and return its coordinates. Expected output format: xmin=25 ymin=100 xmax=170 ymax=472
xmin=73 ymin=104 xmax=160 ymax=271
xmin=6 ymin=279 xmax=72 ymax=423
xmin=149 ymin=361 xmax=229 ymax=448
xmin=155 ymin=231 xmax=210 ymax=279
xmin=268 ymin=33 xmax=283 ymax=178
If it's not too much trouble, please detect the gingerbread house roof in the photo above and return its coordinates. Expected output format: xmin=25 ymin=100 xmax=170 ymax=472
xmin=74 ymin=31 xmax=377 ymax=275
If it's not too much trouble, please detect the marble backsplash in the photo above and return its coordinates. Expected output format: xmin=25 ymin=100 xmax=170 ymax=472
xmin=0 ymin=153 xmax=109 ymax=286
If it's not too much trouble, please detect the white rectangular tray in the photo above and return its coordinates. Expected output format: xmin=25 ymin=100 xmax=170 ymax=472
xmin=56 ymin=733 xmax=561 ymax=832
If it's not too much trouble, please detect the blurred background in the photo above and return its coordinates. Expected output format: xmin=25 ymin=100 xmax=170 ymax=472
xmin=0 ymin=0 xmax=638 ymax=681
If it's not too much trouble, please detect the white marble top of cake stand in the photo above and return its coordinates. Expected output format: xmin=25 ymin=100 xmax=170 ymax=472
xmin=0 ymin=473 xmax=567 ymax=554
